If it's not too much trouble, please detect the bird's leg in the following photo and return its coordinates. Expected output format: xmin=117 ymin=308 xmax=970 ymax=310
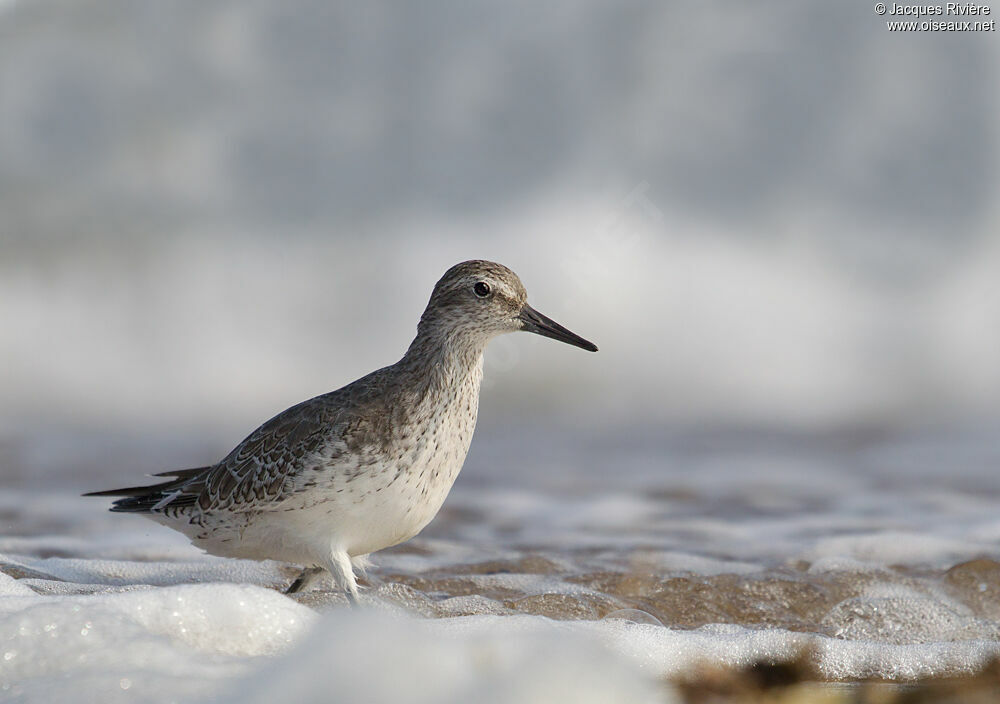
xmin=325 ymin=548 xmax=361 ymax=606
xmin=285 ymin=566 xmax=325 ymax=594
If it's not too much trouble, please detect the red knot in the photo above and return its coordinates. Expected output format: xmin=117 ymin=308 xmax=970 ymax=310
xmin=87 ymin=260 xmax=597 ymax=603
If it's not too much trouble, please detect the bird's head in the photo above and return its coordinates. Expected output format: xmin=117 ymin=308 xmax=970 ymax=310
xmin=419 ymin=260 xmax=597 ymax=352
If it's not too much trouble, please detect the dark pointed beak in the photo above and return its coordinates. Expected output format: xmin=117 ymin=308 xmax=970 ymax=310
xmin=518 ymin=304 xmax=598 ymax=352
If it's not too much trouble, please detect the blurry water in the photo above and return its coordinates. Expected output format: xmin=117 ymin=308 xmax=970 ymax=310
xmin=1 ymin=1 xmax=999 ymax=434
xmin=4 ymin=423 xmax=1000 ymax=653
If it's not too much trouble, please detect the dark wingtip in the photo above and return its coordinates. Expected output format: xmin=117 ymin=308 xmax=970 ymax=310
xmin=83 ymin=467 xmax=211 ymax=499
xmin=84 ymin=486 xmax=157 ymax=498
xmin=83 ymin=488 xmax=128 ymax=497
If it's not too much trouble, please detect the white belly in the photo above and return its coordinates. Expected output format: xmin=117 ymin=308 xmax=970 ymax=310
xmin=292 ymin=455 xmax=463 ymax=557
xmin=181 ymin=390 xmax=477 ymax=565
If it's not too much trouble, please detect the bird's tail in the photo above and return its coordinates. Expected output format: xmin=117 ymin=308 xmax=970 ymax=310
xmin=84 ymin=467 xmax=209 ymax=513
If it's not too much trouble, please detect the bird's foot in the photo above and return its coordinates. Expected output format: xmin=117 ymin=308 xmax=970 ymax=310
xmin=285 ymin=566 xmax=325 ymax=594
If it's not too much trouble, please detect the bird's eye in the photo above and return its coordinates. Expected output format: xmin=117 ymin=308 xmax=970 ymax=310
xmin=473 ymin=281 xmax=491 ymax=298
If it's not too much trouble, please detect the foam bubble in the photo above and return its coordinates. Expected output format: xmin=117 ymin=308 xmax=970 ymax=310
xmin=0 ymin=582 xmax=315 ymax=703
xmin=0 ymin=571 xmax=37 ymax=597
xmin=222 ymin=611 xmax=665 ymax=704
xmin=602 ymin=609 xmax=664 ymax=627
xmin=3 ymin=553 xmax=288 ymax=589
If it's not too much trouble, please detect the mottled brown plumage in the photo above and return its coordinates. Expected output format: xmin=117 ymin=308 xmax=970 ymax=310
xmin=87 ymin=260 xmax=597 ymax=602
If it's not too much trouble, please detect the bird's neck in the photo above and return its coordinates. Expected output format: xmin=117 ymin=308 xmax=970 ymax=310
xmin=399 ymin=325 xmax=487 ymax=399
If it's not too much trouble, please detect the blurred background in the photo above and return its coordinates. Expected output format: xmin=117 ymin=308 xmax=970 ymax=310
xmin=1 ymin=1 xmax=998 ymax=488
